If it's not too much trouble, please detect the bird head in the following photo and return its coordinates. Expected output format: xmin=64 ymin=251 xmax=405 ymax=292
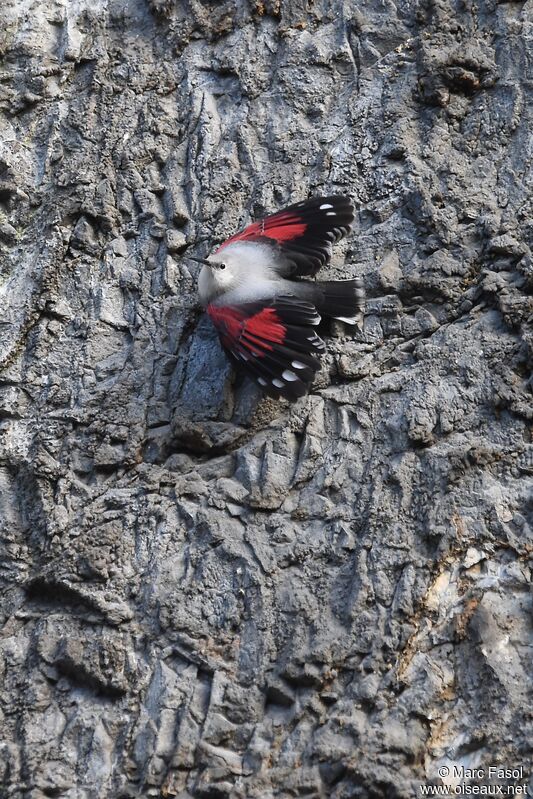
xmin=189 ymin=241 xmax=279 ymax=306
xmin=189 ymin=251 xmax=239 ymax=304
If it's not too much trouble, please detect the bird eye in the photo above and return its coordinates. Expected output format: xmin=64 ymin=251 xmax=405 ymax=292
xmin=219 ymin=262 xmax=226 ymax=270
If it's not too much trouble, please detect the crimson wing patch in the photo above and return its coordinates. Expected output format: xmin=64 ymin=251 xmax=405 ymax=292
xmin=217 ymin=195 xmax=354 ymax=277
xmin=207 ymin=296 xmax=326 ymax=401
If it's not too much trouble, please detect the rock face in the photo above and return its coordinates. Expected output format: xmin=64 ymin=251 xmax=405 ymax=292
xmin=0 ymin=0 xmax=532 ymax=797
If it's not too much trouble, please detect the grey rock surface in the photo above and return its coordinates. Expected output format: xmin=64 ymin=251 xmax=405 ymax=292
xmin=0 ymin=0 xmax=532 ymax=797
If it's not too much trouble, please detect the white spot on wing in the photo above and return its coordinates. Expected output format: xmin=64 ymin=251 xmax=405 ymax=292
xmin=282 ymin=370 xmax=298 ymax=382
xmin=326 ymin=211 xmax=337 ymax=216
xmin=272 ymin=378 xmax=285 ymax=388
xmin=292 ymin=360 xmax=307 ymax=369
xmin=320 ymin=203 xmax=334 ymax=210
xmin=258 ymin=377 xmax=267 ymax=386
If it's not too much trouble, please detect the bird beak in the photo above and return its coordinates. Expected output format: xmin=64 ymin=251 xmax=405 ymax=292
xmin=187 ymin=255 xmax=212 ymax=266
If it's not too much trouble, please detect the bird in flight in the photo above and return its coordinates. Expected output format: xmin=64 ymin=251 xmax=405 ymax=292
xmin=189 ymin=195 xmax=364 ymax=401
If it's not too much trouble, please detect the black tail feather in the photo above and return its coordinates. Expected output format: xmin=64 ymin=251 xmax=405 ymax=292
xmin=311 ymin=279 xmax=366 ymax=325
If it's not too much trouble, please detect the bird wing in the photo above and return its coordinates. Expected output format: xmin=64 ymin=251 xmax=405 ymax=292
xmin=216 ymin=195 xmax=354 ymax=277
xmin=207 ymin=296 xmax=326 ymax=401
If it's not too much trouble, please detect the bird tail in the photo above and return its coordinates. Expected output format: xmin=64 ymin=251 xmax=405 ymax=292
xmin=312 ymin=278 xmax=366 ymax=326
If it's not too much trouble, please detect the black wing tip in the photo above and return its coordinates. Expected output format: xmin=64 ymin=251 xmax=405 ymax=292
xmin=256 ymin=381 xmax=310 ymax=402
xmin=292 ymin=193 xmax=354 ymax=207
xmin=290 ymin=194 xmax=355 ymax=221
xmin=243 ymin=344 xmax=322 ymax=401
xmin=276 ymin=195 xmax=355 ymax=277
xmin=253 ymin=349 xmax=320 ymax=401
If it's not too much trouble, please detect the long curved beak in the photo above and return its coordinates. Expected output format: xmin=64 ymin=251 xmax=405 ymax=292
xmin=187 ymin=255 xmax=212 ymax=266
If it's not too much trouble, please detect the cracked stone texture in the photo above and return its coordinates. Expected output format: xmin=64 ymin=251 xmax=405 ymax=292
xmin=0 ymin=0 xmax=532 ymax=797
